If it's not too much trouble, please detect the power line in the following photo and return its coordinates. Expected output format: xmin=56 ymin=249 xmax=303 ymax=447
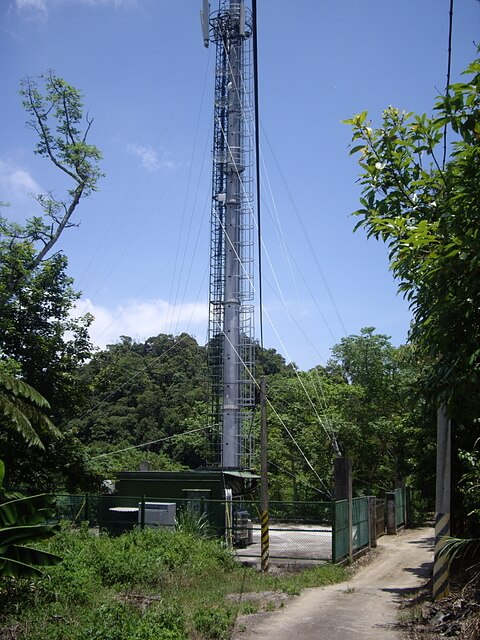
xmin=442 ymin=0 xmax=454 ymax=168
xmin=91 ymin=425 xmax=215 ymax=459
xmin=215 ymin=113 xmax=340 ymax=455
xmin=261 ymin=127 xmax=349 ymax=337
xmin=168 ymin=48 xmax=213 ymax=330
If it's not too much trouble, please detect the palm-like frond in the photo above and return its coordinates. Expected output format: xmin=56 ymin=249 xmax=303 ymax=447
xmin=0 ymin=489 xmax=61 ymax=578
xmin=0 ymin=374 xmax=50 ymax=408
xmin=0 ymin=546 xmax=61 ymax=578
xmin=439 ymin=536 xmax=480 ymax=565
xmin=0 ymin=369 xmax=60 ymax=448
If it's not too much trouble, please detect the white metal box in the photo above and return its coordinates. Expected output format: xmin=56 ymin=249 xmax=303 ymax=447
xmin=138 ymin=501 xmax=176 ymax=529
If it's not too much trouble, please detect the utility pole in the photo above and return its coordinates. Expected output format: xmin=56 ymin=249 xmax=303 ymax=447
xmin=260 ymin=376 xmax=269 ymax=571
xmin=433 ymin=405 xmax=451 ymax=599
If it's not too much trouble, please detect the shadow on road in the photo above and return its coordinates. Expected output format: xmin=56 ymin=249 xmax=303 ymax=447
xmin=380 ymin=560 xmax=432 ymax=598
xmin=403 ymin=560 xmax=432 ymax=579
xmin=406 ymin=536 xmax=435 ymax=550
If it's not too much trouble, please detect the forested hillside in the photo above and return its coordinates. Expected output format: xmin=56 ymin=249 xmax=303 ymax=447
xmin=58 ymin=328 xmax=433 ymax=511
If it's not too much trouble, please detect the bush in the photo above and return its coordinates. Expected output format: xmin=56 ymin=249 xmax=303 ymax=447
xmin=0 ymin=523 xmax=347 ymax=639
xmin=193 ymin=605 xmax=235 ymax=640
xmin=80 ymin=602 xmax=188 ymax=640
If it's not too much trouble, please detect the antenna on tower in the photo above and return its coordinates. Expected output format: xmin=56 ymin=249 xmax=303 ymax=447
xmin=200 ymin=0 xmax=210 ymax=48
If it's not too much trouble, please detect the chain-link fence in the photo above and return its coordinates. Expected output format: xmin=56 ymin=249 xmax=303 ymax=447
xmin=54 ymin=494 xmax=333 ymax=562
xmin=54 ymin=490 xmax=407 ymax=565
xmin=232 ymin=499 xmax=333 ymax=562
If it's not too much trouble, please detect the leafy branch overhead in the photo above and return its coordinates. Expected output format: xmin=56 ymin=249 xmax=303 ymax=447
xmin=15 ymin=71 xmax=103 ymax=271
xmin=345 ymin=53 xmax=480 ymax=412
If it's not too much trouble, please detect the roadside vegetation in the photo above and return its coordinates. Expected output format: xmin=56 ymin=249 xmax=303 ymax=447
xmin=0 ymin=524 xmax=346 ymax=640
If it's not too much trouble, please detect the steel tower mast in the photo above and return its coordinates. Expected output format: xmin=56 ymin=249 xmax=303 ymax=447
xmin=202 ymin=0 xmax=255 ymax=469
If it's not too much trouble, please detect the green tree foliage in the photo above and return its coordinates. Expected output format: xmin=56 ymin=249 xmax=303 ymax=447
xmin=345 ymin=51 xmax=480 ymax=529
xmin=0 ymin=72 xmax=102 ymax=492
xmin=329 ymin=330 xmax=435 ymax=500
xmin=263 ymin=368 xmax=338 ymax=501
xmin=344 ymin=54 xmax=480 ymax=418
xmin=0 ymin=375 xmax=61 ymax=578
xmin=262 ymin=329 xmax=432 ymax=504
xmin=0 ymin=248 xmax=93 ymax=423
xmin=14 ymin=71 xmax=102 ymax=278
xmin=73 ymin=334 xmax=210 ymax=470
xmin=73 ymin=337 xmax=298 ymax=476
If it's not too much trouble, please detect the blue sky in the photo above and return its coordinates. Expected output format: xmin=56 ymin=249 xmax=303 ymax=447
xmin=1 ymin=0 xmax=479 ymax=370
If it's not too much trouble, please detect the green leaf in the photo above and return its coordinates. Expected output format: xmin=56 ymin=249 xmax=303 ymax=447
xmin=349 ymin=145 xmax=366 ymax=156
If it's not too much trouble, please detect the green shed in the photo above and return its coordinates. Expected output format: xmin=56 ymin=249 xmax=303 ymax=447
xmin=97 ymin=469 xmax=259 ymax=538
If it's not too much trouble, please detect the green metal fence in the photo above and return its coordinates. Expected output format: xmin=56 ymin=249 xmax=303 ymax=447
xmin=332 ymin=499 xmax=349 ymax=564
xmin=352 ymin=496 xmax=369 ymax=555
xmin=394 ymin=487 xmax=406 ymax=528
xmin=332 ymin=497 xmax=370 ymax=563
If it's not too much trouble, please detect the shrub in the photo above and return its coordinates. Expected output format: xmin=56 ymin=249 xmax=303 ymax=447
xmin=193 ymin=605 xmax=235 ymax=640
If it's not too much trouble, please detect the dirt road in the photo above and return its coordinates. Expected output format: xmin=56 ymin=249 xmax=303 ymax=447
xmin=233 ymin=527 xmax=434 ymax=640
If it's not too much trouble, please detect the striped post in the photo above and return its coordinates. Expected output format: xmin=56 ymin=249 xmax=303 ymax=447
xmin=434 ymin=511 xmax=450 ymax=599
xmin=260 ymin=509 xmax=270 ymax=572
xmin=433 ymin=406 xmax=451 ymax=599
xmin=260 ymin=377 xmax=269 ymax=572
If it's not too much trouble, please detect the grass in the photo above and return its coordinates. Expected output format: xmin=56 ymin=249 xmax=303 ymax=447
xmin=0 ymin=523 xmax=347 ymax=639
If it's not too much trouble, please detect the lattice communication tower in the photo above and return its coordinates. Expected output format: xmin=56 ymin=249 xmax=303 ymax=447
xmin=202 ymin=0 xmax=255 ymax=469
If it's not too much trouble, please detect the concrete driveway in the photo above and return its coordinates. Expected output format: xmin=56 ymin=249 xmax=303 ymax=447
xmin=235 ymin=523 xmax=332 ymax=563
xmin=232 ymin=526 xmax=434 ymax=640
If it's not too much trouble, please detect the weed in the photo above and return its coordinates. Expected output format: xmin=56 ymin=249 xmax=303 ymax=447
xmin=239 ymin=601 xmax=259 ymax=615
xmin=398 ymin=605 xmax=423 ymax=623
xmin=175 ymin=509 xmax=210 ymax=538
xmin=1 ymin=524 xmax=347 ymax=640
xmin=193 ymin=605 xmax=235 ymax=640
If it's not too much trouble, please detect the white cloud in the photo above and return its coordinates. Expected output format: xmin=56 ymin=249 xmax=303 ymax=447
xmin=80 ymin=0 xmax=137 ymax=6
xmin=127 ymin=143 xmax=178 ymax=172
xmin=15 ymin=0 xmax=136 ymax=18
xmin=127 ymin=143 xmax=160 ymax=172
xmin=15 ymin=0 xmax=48 ymax=19
xmin=74 ymin=298 xmax=208 ymax=349
xmin=16 ymin=0 xmax=47 ymax=10
xmin=0 ymin=159 xmax=43 ymax=205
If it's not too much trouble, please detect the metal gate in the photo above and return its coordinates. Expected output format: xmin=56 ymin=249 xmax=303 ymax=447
xmin=232 ymin=500 xmax=333 ymax=562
